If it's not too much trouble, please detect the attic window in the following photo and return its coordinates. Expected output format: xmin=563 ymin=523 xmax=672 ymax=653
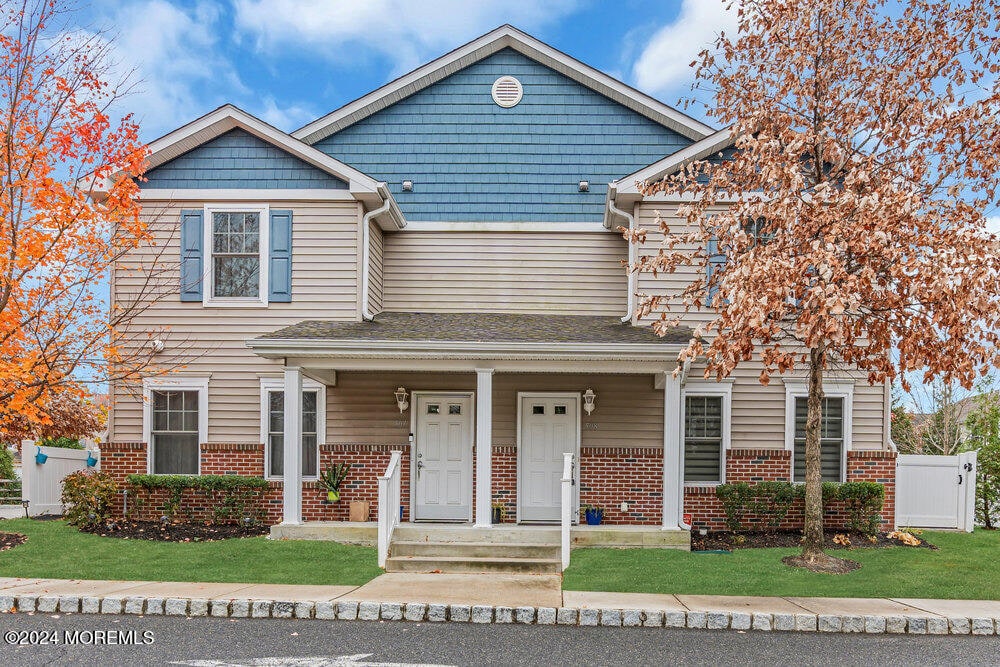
xmin=492 ymin=76 xmax=523 ymax=108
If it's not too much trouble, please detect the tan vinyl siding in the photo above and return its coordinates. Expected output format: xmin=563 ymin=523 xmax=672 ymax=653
xmin=326 ymin=372 xmax=664 ymax=448
xmin=111 ymin=200 xmax=362 ymax=442
xmin=635 ymin=201 xmax=886 ymax=450
xmin=368 ymin=221 xmax=384 ymax=314
xmin=381 ymin=231 xmax=627 ymax=315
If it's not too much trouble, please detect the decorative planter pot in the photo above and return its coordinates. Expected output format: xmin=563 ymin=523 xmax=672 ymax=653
xmin=584 ymin=508 xmax=603 ymax=525
xmin=492 ymin=507 xmax=504 ymax=524
xmin=326 ymin=490 xmax=340 ymax=503
xmin=349 ymin=500 xmax=370 ymax=522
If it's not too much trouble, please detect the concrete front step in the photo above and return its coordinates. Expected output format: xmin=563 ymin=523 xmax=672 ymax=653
xmin=392 ymin=524 xmax=561 ymax=544
xmin=391 ymin=540 xmax=561 ymax=559
xmin=384 ymin=555 xmax=563 ymax=574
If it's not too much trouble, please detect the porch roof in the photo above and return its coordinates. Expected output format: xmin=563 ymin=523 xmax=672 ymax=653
xmin=246 ymin=312 xmax=692 ymax=367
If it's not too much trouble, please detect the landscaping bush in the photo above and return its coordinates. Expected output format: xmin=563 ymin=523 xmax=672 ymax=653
xmin=976 ymin=440 xmax=1000 ymax=529
xmin=61 ymin=470 xmax=118 ymax=528
xmin=0 ymin=447 xmax=15 ymax=480
xmin=39 ymin=436 xmax=84 ymax=450
xmin=717 ymin=481 xmax=799 ymax=532
xmin=125 ymin=474 xmax=270 ymax=524
xmin=836 ymin=481 xmax=885 ymax=537
xmin=715 ymin=480 xmax=885 ymax=534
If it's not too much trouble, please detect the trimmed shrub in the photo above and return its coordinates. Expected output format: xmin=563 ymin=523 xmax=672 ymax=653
xmin=836 ymin=481 xmax=884 ymax=537
xmin=125 ymin=474 xmax=269 ymax=524
xmin=62 ymin=470 xmax=118 ymax=528
xmin=976 ymin=440 xmax=1000 ymax=529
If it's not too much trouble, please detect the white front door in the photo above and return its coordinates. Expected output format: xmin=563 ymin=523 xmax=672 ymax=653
xmin=413 ymin=394 xmax=473 ymax=521
xmin=519 ymin=393 xmax=579 ymax=523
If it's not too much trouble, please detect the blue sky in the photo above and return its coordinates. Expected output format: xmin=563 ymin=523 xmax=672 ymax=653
xmin=84 ymin=0 xmax=735 ymax=140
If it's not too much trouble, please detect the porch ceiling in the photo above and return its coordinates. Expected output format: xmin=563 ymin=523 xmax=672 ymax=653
xmin=246 ymin=312 xmax=691 ymax=368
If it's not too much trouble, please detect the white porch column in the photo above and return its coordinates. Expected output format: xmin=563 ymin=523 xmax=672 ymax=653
xmin=662 ymin=371 xmax=683 ymax=530
xmin=281 ymin=365 xmax=303 ymax=525
xmin=474 ymin=368 xmax=494 ymax=527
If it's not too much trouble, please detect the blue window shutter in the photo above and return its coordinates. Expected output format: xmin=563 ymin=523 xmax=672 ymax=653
xmin=269 ymin=210 xmax=293 ymax=302
xmin=179 ymin=210 xmax=203 ymax=302
xmin=706 ymin=238 xmax=727 ymax=307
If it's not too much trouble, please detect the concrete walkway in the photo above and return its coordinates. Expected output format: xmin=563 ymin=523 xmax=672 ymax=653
xmin=2 ymin=575 xmax=999 ymax=635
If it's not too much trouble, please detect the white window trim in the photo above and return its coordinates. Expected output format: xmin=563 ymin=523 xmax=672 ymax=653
xmin=783 ymin=380 xmax=854 ymax=482
xmin=260 ymin=377 xmax=326 ymax=481
xmin=203 ymin=203 xmax=270 ymax=308
xmin=142 ymin=376 xmax=210 ymax=475
xmin=682 ymin=381 xmax=732 ymax=486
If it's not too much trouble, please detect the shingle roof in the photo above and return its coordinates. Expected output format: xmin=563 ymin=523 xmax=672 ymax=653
xmin=256 ymin=312 xmax=691 ymax=346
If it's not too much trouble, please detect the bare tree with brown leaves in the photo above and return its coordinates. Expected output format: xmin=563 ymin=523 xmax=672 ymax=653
xmin=635 ymin=0 xmax=1000 ymax=572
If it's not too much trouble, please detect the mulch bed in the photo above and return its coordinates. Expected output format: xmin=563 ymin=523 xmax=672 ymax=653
xmin=80 ymin=521 xmax=269 ymax=542
xmin=691 ymin=529 xmax=936 ymax=552
xmin=0 ymin=532 xmax=27 ymax=552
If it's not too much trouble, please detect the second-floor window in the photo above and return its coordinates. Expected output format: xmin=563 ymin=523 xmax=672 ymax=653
xmin=212 ymin=211 xmax=261 ymax=299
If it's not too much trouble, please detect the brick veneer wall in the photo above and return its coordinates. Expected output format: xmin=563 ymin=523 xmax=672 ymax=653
xmin=684 ymin=449 xmax=897 ymax=532
xmin=102 ymin=442 xmax=896 ymax=531
xmin=579 ymin=447 xmax=663 ymax=525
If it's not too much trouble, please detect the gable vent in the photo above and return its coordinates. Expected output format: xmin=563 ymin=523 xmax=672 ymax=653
xmin=491 ymin=76 xmax=523 ymax=108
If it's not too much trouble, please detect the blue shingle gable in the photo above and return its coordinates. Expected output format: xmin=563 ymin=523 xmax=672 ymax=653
xmin=144 ymin=128 xmax=348 ymax=190
xmin=313 ymin=49 xmax=692 ymax=222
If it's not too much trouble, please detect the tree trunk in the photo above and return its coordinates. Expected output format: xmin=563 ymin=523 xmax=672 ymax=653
xmin=802 ymin=345 xmax=826 ymax=559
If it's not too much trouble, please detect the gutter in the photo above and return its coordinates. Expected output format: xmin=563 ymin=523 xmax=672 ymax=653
xmin=607 ymin=183 xmax=636 ymax=323
xmin=360 ymin=183 xmax=398 ymax=322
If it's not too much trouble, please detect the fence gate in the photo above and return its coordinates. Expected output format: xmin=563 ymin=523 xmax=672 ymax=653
xmin=20 ymin=443 xmax=95 ymax=516
xmin=895 ymin=451 xmax=977 ymax=532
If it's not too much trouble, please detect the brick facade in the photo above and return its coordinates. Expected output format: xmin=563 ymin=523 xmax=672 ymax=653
xmin=102 ymin=441 xmax=896 ymax=532
xmin=683 ymin=449 xmax=897 ymax=532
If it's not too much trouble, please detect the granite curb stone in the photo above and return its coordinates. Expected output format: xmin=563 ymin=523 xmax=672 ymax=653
xmin=3 ymin=588 xmax=997 ymax=636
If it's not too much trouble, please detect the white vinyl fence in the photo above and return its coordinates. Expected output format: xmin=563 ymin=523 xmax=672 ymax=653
xmin=895 ymin=451 xmax=977 ymax=532
xmin=20 ymin=443 xmax=97 ymax=516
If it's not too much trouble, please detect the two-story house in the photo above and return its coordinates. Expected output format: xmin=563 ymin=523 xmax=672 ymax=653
xmin=102 ymin=26 xmax=896 ymax=569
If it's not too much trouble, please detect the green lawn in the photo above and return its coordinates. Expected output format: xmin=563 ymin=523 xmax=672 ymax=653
xmin=564 ymin=530 xmax=1000 ymax=600
xmin=0 ymin=519 xmax=381 ymax=586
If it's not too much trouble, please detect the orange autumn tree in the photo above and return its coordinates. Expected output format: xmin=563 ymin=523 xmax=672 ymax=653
xmin=0 ymin=0 xmax=156 ymax=438
xmin=635 ymin=0 xmax=1000 ymax=571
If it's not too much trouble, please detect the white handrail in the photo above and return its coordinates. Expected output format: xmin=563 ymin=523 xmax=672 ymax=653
xmin=377 ymin=450 xmax=403 ymax=568
xmin=560 ymin=452 xmax=575 ymax=571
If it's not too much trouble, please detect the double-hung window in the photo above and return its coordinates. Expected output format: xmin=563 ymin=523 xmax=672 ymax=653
xmin=683 ymin=384 xmax=731 ymax=484
xmin=205 ymin=205 xmax=268 ymax=305
xmin=260 ymin=379 xmax=325 ymax=479
xmin=143 ymin=378 xmax=209 ymax=475
xmin=785 ymin=382 xmax=853 ymax=482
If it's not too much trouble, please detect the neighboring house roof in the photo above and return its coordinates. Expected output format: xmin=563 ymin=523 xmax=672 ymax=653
xmin=248 ymin=312 xmax=692 ymax=362
xmin=293 ymin=25 xmax=714 ymax=145
xmin=616 ymin=126 xmax=737 ymax=197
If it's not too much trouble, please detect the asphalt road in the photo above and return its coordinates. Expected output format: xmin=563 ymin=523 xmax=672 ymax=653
xmin=2 ymin=613 xmax=999 ymax=666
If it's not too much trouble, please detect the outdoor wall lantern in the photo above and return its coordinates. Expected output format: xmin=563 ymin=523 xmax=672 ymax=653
xmin=578 ymin=180 xmax=590 ymax=192
xmin=394 ymin=387 xmax=410 ymax=413
xmin=583 ymin=388 xmax=597 ymax=415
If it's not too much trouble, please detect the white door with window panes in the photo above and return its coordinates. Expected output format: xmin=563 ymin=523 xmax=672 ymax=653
xmin=413 ymin=394 xmax=473 ymax=521
xmin=518 ymin=394 xmax=579 ymax=523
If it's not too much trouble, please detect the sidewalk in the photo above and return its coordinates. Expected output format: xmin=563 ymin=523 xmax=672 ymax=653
xmin=1 ymin=574 xmax=999 ymax=635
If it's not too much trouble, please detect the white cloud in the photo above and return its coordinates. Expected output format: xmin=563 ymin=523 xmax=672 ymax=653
xmin=987 ymin=216 xmax=1000 ymax=236
xmin=631 ymin=0 xmax=737 ymax=97
xmin=91 ymin=0 xmax=246 ymax=139
xmin=232 ymin=0 xmax=581 ymax=75
xmin=256 ymin=96 xmax=317 ymax=132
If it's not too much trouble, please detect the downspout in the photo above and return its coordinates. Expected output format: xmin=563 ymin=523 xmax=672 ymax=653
xmin=607 ymin=183 xmax=636 ymax=324
xmin=361 ymin=185 xmax=393 ymax=322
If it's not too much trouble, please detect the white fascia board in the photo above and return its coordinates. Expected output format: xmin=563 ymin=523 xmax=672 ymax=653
xmin=401 ymin=221 xmax=612 ymax=233
xmin=245 ymin=337 xmax=685 ymax=362
xmin=94 ymin=105 xmax=381 ymax=197
xmin=293 ymin=25 xmax=714 ymax=144
xmin=616 ymin=127 xmax=738 ymax=196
